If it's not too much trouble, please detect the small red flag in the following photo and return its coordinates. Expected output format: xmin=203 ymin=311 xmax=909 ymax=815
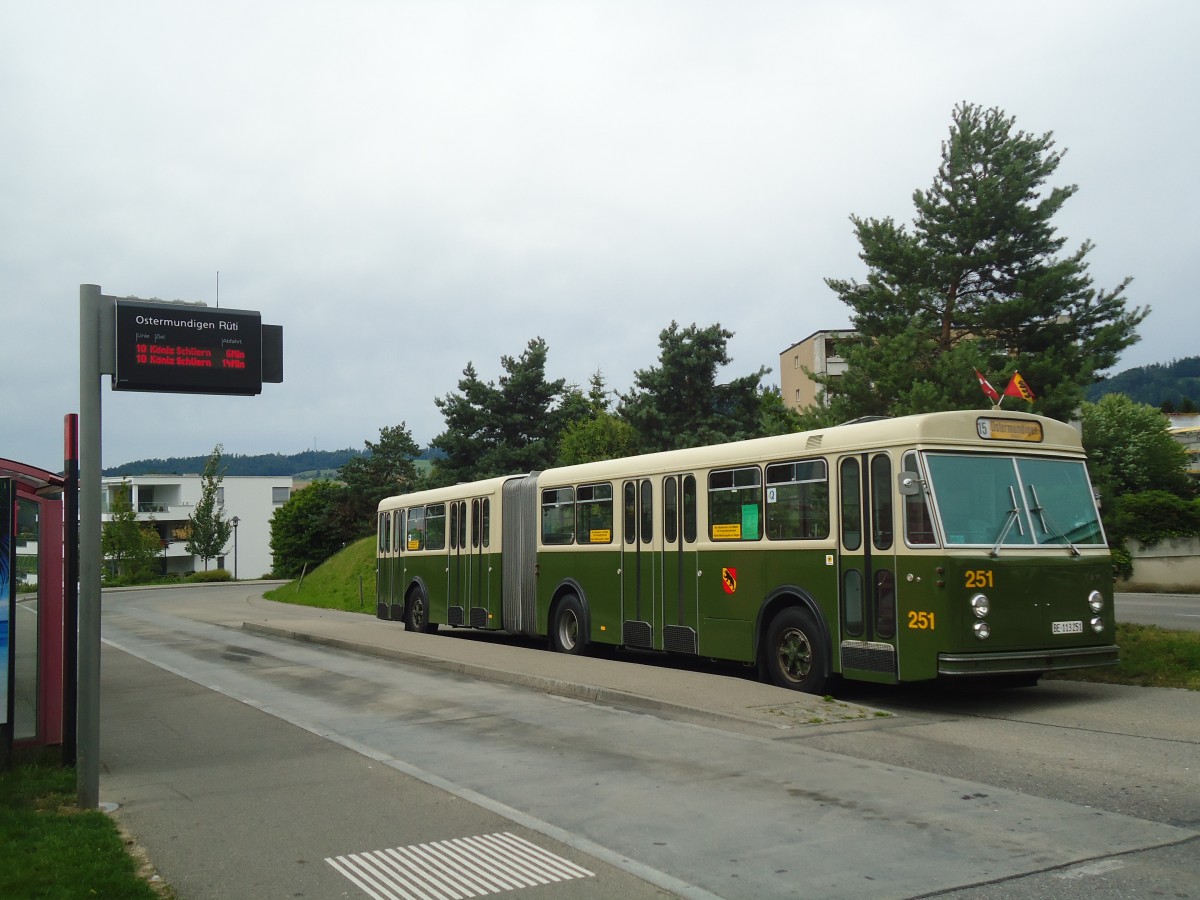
xmin=975 ymin=369 xmax=1000 ymax=404
xmin=1004 ymin=371 xmax=1036 ymax=403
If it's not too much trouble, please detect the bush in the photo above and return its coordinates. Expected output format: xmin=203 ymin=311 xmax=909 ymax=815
xmin=187 ymin=568 xmax=232 ymax=583
xmin=1110 ymin=491 xmax=1200 ymax=549
xmin=1109 ymin=544 xmax=1133 ymax=581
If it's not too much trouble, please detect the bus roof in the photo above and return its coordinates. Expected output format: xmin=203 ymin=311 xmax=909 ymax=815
xmin=379 ymin=410 xmax=1084 ymax=510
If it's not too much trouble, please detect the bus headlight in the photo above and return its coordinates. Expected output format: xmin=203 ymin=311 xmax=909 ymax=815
xmin=1088 ymin=590 xmax=1104 ymax=613
xmin=974 ymin=622 xmax=991 ymax=640
xmin=1091 ymin=617 xmax=1104 ymax=633
xmin=970 ymin=593 xmax=990 ymax=618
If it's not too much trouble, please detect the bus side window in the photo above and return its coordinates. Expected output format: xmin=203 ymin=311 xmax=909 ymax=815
xmin=871 ymin=454 xmax=894 ymax=551
xmin=840 ymin=458 xmax=862 ymax=551
xmin=765 ymin=459 xmax=829 ymax=540
xmin=902 ymin=451 xmax=937 ymax=545
xmin=407 ymin=506 xmax=425 ymax=551
xmin=541 ymin=487 xmax=575 ymax=545
xmin=426 ymin=503 xmax=446 ymax=550
xmin=664 ymin=477 xmax=678 ymax=544
xmin=624 ymin=482 xmax=637 ymax=544
xmin=683 ymin=475 xmax=697 ymax=543
xmin=709 ymin=467 xmax=762 ymax=541
xmin=577 ymin=483 xmax=613 ymax=544
xmin=640 ymin=479 xmax=653 ymax=544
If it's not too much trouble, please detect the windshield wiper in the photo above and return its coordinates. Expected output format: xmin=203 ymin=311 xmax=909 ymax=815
xmin=1027 ymin=484 xmax=1080 ymax=557
xmin=989 ymin=485 xmax=1025 ymax=558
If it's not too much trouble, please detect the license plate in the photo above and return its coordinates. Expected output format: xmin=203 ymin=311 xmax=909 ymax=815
xmin=1052 ymin=620 xmax=1083 ymax=635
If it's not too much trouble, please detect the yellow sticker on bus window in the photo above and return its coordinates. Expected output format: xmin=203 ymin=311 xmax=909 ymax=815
xmin=408 ymin=539 xmax=421 ymax=551
xmin=712 ymin=523 xmax=742 ymax=540
xmin=589 ymin=529 xmax=611 ymax=543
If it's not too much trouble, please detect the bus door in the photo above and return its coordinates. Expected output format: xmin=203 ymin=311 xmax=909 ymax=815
xmin=468 ymin=496 xmax=494 ymax=628
xmin=660 ymin=474 xmax=699 ymax=654
xmin=621 ymin=478 xmax=659 ymax=650
xmin=389 ymin=509 xmax=406 ymax=620
xmin=447 ymin=500 xmax=469 ymax=626
xmin=376 ymin=510 xmax=393 ymax=619
xmin=837 ymin=453 xmax=899 ymax=682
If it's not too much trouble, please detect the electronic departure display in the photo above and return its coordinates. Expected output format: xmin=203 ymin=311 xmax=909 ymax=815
xmin=113 ymin=299 xmax=264 ymax=395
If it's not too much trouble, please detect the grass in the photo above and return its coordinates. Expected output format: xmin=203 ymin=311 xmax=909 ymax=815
xmin=263 ymin=536 xmax=376 ymax=611
xmin=1046 ymin=622 xmax=1200 ymax=690
xmin=0 ymin=755 xmax=169 ymax=899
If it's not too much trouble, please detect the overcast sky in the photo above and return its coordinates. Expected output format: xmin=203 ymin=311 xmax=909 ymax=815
xmin=2 ymin=1 xmax=1195 ymax=473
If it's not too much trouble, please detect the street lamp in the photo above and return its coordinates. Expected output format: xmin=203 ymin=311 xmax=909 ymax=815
xmin=230 ymin=516 xmax=239 ymax=580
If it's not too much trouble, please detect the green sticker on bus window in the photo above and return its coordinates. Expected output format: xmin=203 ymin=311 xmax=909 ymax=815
xmin=742 ymin=504 xmax=760 ymax=540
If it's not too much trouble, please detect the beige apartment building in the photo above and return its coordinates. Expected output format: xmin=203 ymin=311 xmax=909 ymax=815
xmin=778 ymin=329 xmax=855 ymax=412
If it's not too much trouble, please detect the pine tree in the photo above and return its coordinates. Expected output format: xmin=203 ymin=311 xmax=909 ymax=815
xmin=338 ymin=423 xmax=423 ymax=532
xmin=815 ymin=102 xmax=1147 ymax=424
xmin=618 ymin=321 xmax=767 ymax=452
xmin=430 ymin=338 xmax=569 ymax=484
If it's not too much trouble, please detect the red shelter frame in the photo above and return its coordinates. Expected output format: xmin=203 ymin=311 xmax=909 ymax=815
xmin=0 ymin=458 xmax=65 ymax=748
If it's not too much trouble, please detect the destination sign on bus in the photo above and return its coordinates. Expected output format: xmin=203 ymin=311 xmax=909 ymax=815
xmin=976 ymin=417 xmax=1043 ymax=443
xmin=113 ymin=299 xmax=264 ymax=395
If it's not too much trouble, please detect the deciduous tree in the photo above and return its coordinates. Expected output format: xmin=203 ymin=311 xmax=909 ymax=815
xmin=269 ymin=480 xmax=350 ymax=578
xmin=101 ymin=481 xmax=161 ymax=582
xmin=186 ymin=444 xmax=233 ymax=571
xmin=1080 ymin=394 xmax=1193 ymax=508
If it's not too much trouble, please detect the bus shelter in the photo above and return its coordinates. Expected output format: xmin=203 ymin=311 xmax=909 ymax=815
xmin=1 ymin=459 xmax=65 ymax=750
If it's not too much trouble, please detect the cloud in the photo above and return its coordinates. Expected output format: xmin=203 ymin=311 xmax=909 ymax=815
xmin=2 ymin=1 xmax=1196 ymax=469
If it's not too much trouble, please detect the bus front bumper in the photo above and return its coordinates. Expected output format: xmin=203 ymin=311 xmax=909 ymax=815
xmin=938 ymin=645 xmax=1120 ymax=676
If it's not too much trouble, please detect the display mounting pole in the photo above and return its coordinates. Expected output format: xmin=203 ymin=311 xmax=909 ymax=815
xmin=77 ymin=284 xmax=111 ymax=808
xmin=75 ymin=283 xmax=279 ymax=807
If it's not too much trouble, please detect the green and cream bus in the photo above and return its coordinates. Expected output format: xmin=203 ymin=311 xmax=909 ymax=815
xmin=376 ymin=410 xmax=1117 ymax=693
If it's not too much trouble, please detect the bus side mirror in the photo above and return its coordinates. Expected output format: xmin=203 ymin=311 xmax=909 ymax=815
xmin=897 ymin=473 xmax=922 ymax=496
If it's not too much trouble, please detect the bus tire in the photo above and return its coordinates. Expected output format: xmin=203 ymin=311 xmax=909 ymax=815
xmin=550 ymin=594 xmax=587 ymax=655
xmin=405 ymin=586 xmax=438 ymax=634
xmin=764 ymin=607 xmax=828 ymax=694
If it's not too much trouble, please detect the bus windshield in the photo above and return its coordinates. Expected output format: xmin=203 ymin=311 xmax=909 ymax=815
xmin=924 ymin=454 xmax=1104 ymax=549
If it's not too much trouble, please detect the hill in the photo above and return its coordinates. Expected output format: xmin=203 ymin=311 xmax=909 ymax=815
xmin=104 ymin=446 xmax=445 ymax=478
xmin=1087 ymin=357 xmax=1200 ymax=409
xmin=104 ymin=448 xmax=363 ymax=477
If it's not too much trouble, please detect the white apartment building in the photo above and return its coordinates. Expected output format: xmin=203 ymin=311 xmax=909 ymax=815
xmin=101 ymin=474 xmax=292 ymax=578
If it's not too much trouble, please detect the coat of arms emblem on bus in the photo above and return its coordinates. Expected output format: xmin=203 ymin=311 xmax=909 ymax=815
xmin=721 ymin=567 xmax=738 ymax=594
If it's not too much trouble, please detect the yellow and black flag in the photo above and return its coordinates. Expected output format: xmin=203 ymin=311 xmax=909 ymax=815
xmin=1003 ymin=371 xmax=1036 ymax=403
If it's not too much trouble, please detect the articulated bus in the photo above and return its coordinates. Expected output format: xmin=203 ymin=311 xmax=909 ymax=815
xmin=375 ymin=410 xmax=1118 ymax=693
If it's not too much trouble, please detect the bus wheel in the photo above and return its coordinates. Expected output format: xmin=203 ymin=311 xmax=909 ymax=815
xmin=765 ymin=607 xmax=827 ymax=694
xmin=405 ymin=587 xmax=437 ymax=634
xmin=551 ymin=594 xmax=587 ymax=655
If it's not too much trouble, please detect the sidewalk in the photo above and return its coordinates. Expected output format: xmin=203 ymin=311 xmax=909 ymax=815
xmin=97 ymin=589 xmax=875 ymax=899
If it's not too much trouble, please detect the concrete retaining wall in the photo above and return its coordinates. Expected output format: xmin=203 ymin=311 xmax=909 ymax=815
xmin=1122 ymin=536 xmax=1200 ymax=593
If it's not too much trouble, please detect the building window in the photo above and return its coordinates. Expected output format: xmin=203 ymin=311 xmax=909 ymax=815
xmin=272 ymin=486 xmax=290 ymax=504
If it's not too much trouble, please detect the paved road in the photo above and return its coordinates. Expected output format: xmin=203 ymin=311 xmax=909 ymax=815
xmin=99 ymin=584 xmax=1199 ymax=899
xmin=1116 ymin=591 xmax=1200 ymax=631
